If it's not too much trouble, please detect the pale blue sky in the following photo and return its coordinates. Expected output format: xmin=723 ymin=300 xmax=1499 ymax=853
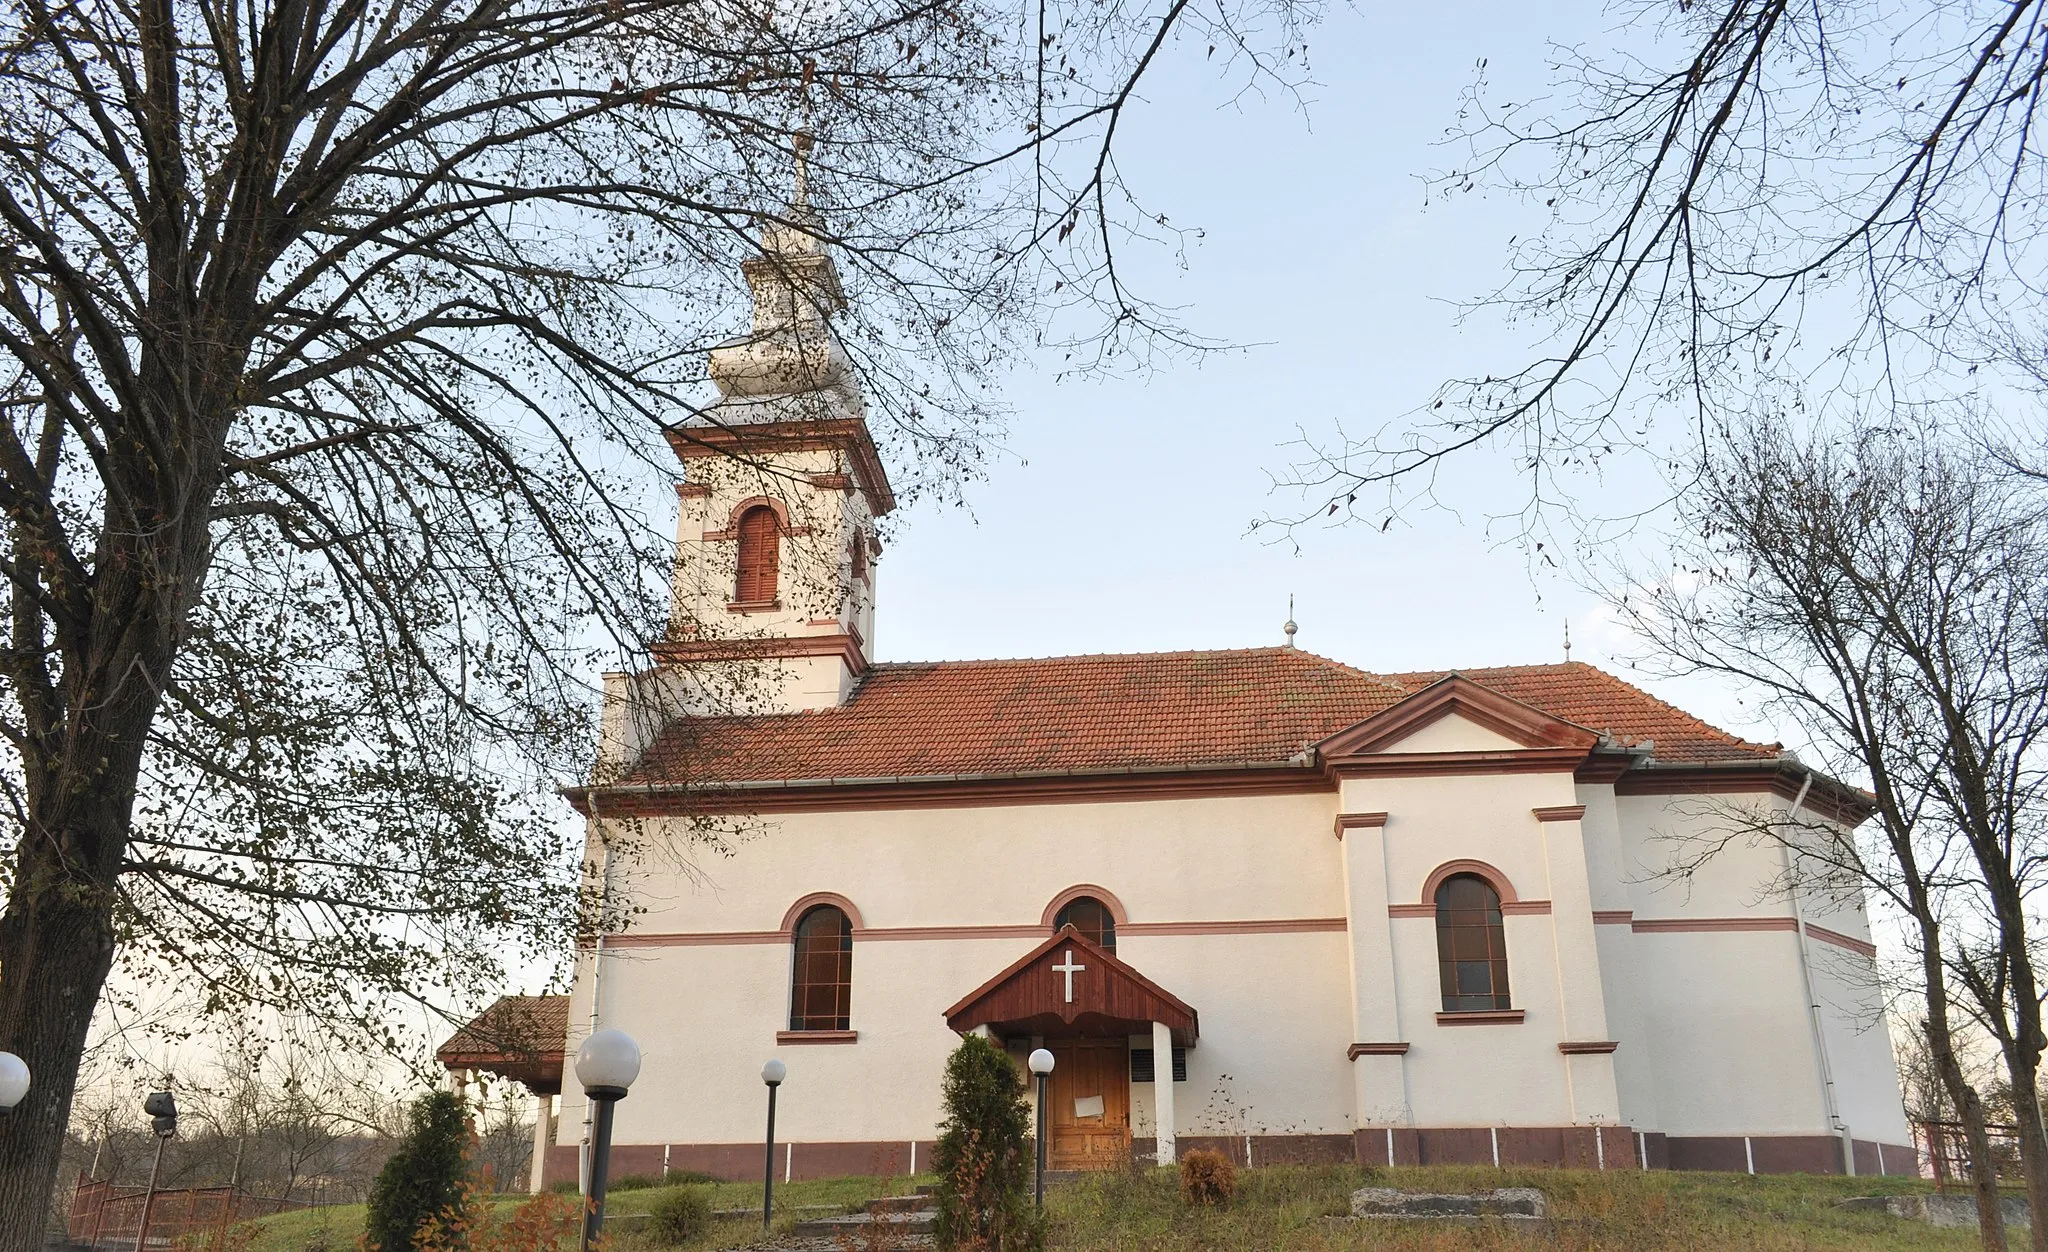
xmin=870 ymin=0 xmax=1770 ymax=736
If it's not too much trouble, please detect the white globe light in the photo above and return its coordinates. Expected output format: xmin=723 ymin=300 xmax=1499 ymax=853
xmin=575 ymin=1028 xmax=641 ymax=1094
xmin=1027 ymin=1048 xmax=1055 ymax=1076
xmin=0 ymin=1052 xmax=27 ymax=1111
xmin=762 ymin=1057 xmax=787 ymax=1086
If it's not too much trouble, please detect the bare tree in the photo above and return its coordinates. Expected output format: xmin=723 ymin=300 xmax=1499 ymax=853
xmin=1281 ymin=0 xmax=2048 ymax=536
xmin=0 ymin=0 xmax=1313 ymax=1235
xmin=1615 ymin=413 xmax=2048 ymax=1249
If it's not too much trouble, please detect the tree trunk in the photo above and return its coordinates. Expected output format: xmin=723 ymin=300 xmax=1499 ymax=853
xmin=2008 ymin=1059 xmax=2048 ymax=1252
xmin=1924 ymin=943 xmax=2009 ymax=1251
xmin=0 ymin=831 xmax=122 ymax=1252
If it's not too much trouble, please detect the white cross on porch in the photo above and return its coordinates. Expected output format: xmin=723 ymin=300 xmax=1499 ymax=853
xmin=1052 ymin=948 xmax=1086 ymax=1003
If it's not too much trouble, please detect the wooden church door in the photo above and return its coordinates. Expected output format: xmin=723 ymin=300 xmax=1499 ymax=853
xmin=1046 ymin=1039 xmax=1130 ymax=1169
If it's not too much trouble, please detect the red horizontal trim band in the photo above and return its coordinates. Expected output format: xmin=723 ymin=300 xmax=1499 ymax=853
xmin=1558 ymin=1040 xmax=1620 ymax=1055
xmin=1435 ymin=1010 xmax=1526 ymax=1025
xmin=1592 ymin=910 xmax=1635 ymax=925
xmin=1389 ymin=901 xmax=1553 ymax=918
xmin=1630 ymin=916 xmax=1798 ymax=934
xmin=573 ymin=766 xmax=1328 ymax=816
xmin=1532 ymin=805 xmax=1587 ymax=822
xmin=1122 ymin=918 xmax=1346 ymax=936
xmin=1348 ymin=1042 xmax=1410 ymax=1058
xmin=1805 ymin=922 xmax=1879 ymax=958
xmin=592 ymin=917 xmax=1346 ymax=949
xmin=775 ymin=1030 xmax=858 ymax=1045
xmin=1331 ymin=747 xmax=1591 ymax=778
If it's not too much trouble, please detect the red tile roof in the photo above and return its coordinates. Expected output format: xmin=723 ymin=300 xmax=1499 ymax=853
xmin=621 ymin=650 xmax=1778 ymax=786
xmin=1381 ymin=664 xmax=1781 ymax=763
xmin=436 ymin=994 xmax=569 ymax=1063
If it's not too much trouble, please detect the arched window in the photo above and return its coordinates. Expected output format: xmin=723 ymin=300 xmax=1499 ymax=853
xmin=1435 ymin=874 xmax=1511 ymax=1011
xmin=734 ymin=505 xmax=780 ymax=604
xmin=1054 ymin=896 xmax=1117 ymax=953
xmin=789 ymin=905 xmax=852 ymax=1031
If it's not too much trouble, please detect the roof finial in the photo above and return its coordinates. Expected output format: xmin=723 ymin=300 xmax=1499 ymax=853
xmin=1284 ymin=595 xmax=1298 ymax=649
xmin=1563 ymin=618 xmax=1572 ymax=661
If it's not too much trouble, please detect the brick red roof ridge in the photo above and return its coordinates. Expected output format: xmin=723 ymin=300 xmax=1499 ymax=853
xmin=1379 ymin=661 xmax=1780 ymax=761
xmin=855 ymin=644 xmax=1407 ymax=685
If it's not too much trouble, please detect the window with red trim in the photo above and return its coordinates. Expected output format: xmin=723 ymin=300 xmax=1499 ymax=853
xmin=734 ymin=505 xmax=780 ymax=603
xmin=789 ymin=905 xmax=852 ymax=1030
xmin=1054 ymin=896 xmax=1117 ymax=953
xmin=1436 ymin=874 xmax=1511 ymax=1011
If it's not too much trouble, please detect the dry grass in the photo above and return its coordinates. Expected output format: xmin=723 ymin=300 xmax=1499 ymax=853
xmin=1044 ymin=1163 xmax=1978 ymax=1251
xmin=245 ymin=1165 xmax=1986 ymax=1252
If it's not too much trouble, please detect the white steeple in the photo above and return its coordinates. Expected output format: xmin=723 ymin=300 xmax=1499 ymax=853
xmin=705 ymin=134 xmax=863 ymax=415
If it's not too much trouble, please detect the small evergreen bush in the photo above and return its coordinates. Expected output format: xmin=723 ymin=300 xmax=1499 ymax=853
xmin=1177 ymin=1148 xmax=1237 ymax=1206
xmin=609 ymin=1174 xmax=662 ymax=1192
xmin=932 ymin=1035 xmax=1040 ymax=1251
xmin=366 ymin=1091 xmax=471 ymax=1252
xmin=647 ymin=1188 xmax=714 ymax=1245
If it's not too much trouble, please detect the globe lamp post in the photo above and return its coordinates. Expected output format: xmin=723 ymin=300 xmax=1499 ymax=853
xmin=575 ymin=1028 xmax=641 ymax=1252
xmin=1027 ymin=1049 xmax=1055 ymax=1210
xmin=760 ymin=1058 xmax=786 ymax=1231
xmin=0 ymin=1052 xmax=28 ymax=1116
xmin=136 ymin=1091 xmax=177 ymax=1252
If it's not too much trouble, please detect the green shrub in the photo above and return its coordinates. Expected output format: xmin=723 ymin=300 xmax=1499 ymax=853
xmin=1177 ymin=1148 xmax=1237 ymax=1205
xmin=546 ymin=1178 xmax=579 ymax=1195
xmin=609 ymin=1174 xmax=662 ymax=1192
xmin=933 ymin=1035 xmax=1040 ymax=1252
xmin=647 ymin=1188 xmax=714 ymax=1245
xmin=662 ymin=1169 xmax=717 ymax=1185
xmin=365 ymin=1091 xmax=470 ymax=1252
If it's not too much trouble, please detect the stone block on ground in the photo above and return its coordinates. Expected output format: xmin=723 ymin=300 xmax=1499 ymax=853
xmin=1350 ymin=1186 xmax=1547 ymax=1220
xmin=1837 ymin=1194 xmax=2031 ymax=1229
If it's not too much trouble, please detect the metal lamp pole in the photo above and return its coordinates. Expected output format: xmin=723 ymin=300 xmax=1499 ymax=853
xmin=1027 ymin=1049 xmax=1054 ymax=1211
xmin=574 ymin=1029 xmax=641 ymax=1252
xmin=136 ymin=1092 xmax=178 ymax=1252
xmin=761 ymin=1059 xmax=786 ymax=1230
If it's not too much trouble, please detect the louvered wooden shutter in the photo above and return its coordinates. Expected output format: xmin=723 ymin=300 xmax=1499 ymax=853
xmin=735 ymin=507 xmax=780 ymax=602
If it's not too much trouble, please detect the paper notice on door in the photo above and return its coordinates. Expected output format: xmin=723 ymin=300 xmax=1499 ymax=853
xmin=1073 ymin=1095 xmax=1105 ymax=1119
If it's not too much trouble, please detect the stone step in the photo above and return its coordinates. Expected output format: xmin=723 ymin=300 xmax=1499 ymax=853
xmin=867 ymin=1194 xmax=936 ymax=1215
xmin=792 ymin=1210 xmax=937 ymax=1238
xmin=707 ymin=1204 xmax=844 ymax=1222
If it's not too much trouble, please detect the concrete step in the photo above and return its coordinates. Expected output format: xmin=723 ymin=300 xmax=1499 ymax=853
xmin=867 ymin=1195 xmax=935 ymax=1216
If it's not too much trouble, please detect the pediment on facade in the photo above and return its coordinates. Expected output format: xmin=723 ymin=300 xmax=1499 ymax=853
xmin=1317 ymin=674 xmax=1602 ymax=761
xmin=945 ymin=927 xmax=1198 ymax=1047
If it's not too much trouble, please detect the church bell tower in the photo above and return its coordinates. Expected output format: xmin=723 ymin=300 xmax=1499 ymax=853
xmin=598 ymin=177 xmax=893 ymax=771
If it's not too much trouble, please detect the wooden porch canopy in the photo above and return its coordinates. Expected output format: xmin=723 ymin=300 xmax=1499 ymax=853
xmin=944 ymin=927 xmax=1198 ymax=1048
xmin=436 ymin=994 xmax=569 ymax=1095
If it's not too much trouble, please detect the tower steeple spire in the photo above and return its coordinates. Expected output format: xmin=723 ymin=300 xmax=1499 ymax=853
xmin=707 ymin=132 xmax=858 ymax=408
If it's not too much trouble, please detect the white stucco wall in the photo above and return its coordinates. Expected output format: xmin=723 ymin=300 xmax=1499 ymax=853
xmin=560 ymin=714 xmax=1910 ymax=1157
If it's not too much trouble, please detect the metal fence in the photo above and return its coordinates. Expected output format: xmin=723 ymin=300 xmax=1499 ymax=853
xmin=1913 ymin=1120 xmax=2026 ymax=1189
xmin=67 ymin=1177 xmax=312 ymax=1251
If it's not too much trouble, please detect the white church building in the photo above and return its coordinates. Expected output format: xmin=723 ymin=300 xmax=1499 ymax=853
xmin=439 ymin=206 xmax=1915 ymax=1188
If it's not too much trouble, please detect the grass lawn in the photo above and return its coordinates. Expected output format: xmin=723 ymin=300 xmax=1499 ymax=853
xmin=242 ymin=1174 xmax=929 ymax=1252
xmin=244 ymin=1164 xmax=1987 ymax=1252
xmin=1048 ymin=1164 xmax=1979 ymax=1251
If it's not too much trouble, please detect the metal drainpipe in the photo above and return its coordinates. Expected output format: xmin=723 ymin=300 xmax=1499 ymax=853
xmin=1781 ymin=773 xmax=1854 ymax=1175
xmin=580 ymin=819 xmax=615 ymax=1196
